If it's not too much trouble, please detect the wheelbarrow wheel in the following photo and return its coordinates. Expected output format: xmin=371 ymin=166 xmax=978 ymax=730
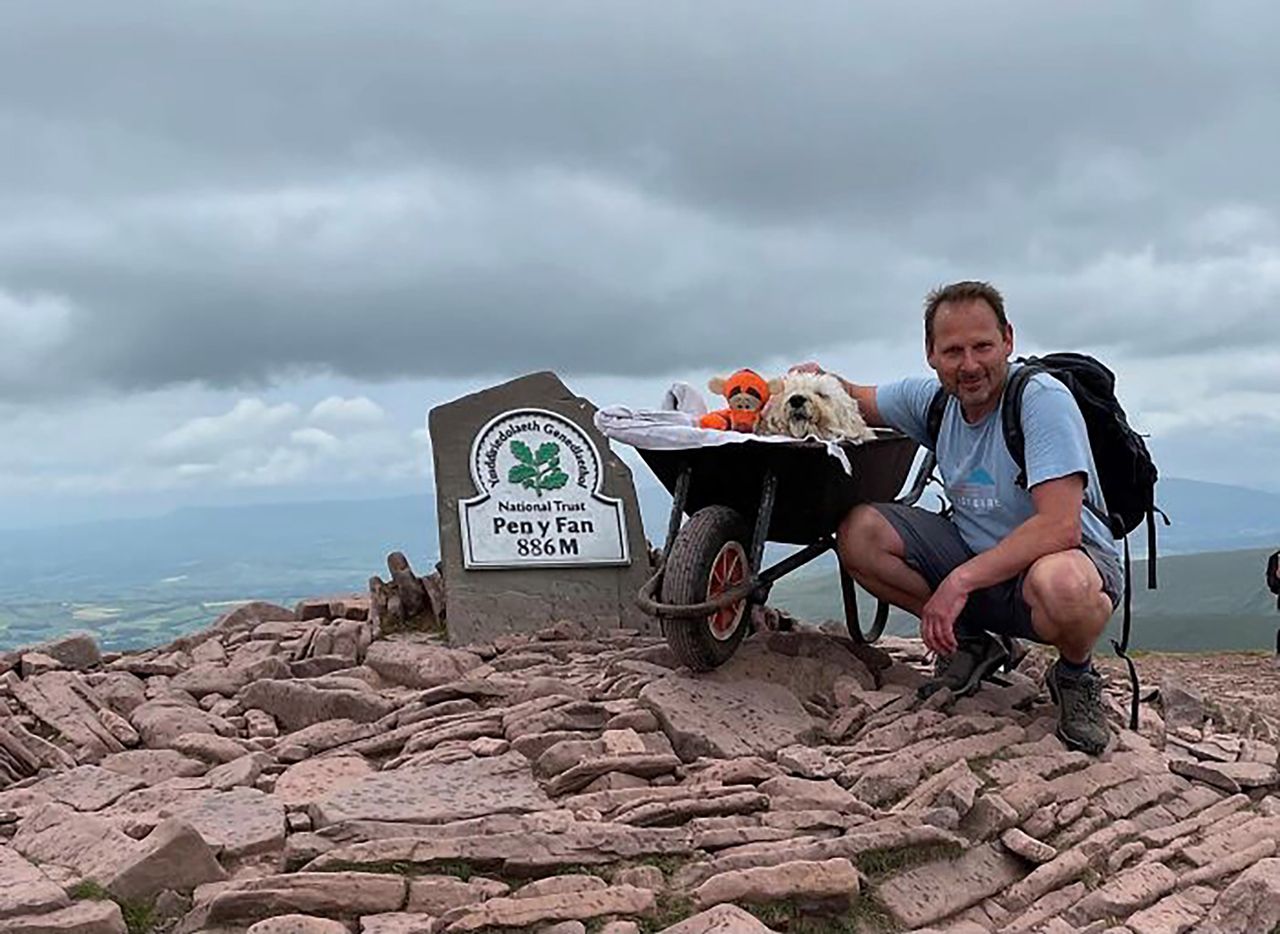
xmin=661 ymin=505 xmax=752 ymax=671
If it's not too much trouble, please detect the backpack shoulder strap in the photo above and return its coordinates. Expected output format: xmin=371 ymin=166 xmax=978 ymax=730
xmin=926 ymin=386 xmax=947 ymax=448
xmin=1001 ymin=363 xmax=1039 ymax=488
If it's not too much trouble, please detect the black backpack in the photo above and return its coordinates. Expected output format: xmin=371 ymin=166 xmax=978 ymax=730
xmin=927 ymin=353 xmax=1167 ymax=728
xmin=1267 ymin=550 xmax=1280 ymax=611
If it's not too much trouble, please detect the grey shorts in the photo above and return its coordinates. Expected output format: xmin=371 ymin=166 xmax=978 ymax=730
xmin=872 ymin=503 xmax=1123 ymax=644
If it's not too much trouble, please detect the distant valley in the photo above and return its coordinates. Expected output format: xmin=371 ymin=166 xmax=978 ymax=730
xmin=0 ymin=474 xmax=1275 ymax=652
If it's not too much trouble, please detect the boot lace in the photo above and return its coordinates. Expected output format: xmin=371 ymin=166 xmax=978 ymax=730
xmin=1061 ymin=669 xmax=1104 ymax=726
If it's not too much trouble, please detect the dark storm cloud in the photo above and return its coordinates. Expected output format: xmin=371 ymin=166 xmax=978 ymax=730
xmin=1 ymin=1 xmax=1279 ymax=396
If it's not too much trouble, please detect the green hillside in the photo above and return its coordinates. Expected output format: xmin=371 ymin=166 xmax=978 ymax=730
xmin=769 ymin=545 xmax=1279 ymax=654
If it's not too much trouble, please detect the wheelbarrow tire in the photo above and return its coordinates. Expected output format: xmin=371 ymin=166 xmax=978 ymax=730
xmin=661 ymin=505 xmax=752 ymax=671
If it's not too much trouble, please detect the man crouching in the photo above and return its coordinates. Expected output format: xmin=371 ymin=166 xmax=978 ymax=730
xmin=796 ymin=280 xmax=1122 ymax=755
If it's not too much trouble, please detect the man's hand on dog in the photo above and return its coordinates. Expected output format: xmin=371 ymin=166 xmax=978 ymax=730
xmin=921 ymin=573 xmax=968 ymax=656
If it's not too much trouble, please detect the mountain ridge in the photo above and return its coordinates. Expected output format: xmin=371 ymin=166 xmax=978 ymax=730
xmin=0 ymin=475 xmax=1274 ymax=652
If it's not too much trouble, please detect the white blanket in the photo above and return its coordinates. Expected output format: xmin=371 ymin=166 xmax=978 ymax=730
xmin=593 ymin=402 xmax=854 ymax=475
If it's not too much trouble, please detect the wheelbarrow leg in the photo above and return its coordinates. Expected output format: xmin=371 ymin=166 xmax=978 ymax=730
xmin=840 ymin=565 xmax=888 ymax=644
xmin=749 ymin=468 xmax=777 ymax=576
xmin=662 ymin=466 xmax=692 ymax=560
xmin=743 ymin=468 xmax=778 ymax=629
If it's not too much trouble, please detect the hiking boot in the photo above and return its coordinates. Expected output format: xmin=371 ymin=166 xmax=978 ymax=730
xmin=1047 ymin=660 xmax=1111 ymax=755
xmin=918 ymin=632 xmax=1009 ymax=700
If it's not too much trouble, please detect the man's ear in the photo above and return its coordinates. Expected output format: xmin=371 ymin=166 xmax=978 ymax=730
xmin=708 ymin=376 xmax=726 ymax=395
xmin=1003 ymin=323 xmax=1015 ymax=357
xmin=767 ymin=377 xmax=784 ymax=397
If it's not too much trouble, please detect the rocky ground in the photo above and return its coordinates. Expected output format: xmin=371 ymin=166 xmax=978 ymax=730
xmin=0 ymin=599 xmax=1278 ymax=934
xmin=1095 ymin=650 xmax=1280 ymax=733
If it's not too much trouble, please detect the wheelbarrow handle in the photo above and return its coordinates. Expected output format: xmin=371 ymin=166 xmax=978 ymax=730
xmin=635 ymin=561 xmax=759 ymax=619
xmin=897 ymin=450 xmax=938 ymax=507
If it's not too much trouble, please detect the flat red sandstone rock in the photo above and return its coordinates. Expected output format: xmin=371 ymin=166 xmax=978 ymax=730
xmin=0 ymin=846 xmax=69 ymax=919
xmin=272 ymin=755 xmax=373 ymax=807
xmin=876 ymin=843 xmax=1024 ymax=928
xmin=309 ymin=751 xmax=555 ymax=827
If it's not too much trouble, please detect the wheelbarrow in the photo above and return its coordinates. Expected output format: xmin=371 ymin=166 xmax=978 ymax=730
xmin=633 ymin=430 xmax=934 ymax=671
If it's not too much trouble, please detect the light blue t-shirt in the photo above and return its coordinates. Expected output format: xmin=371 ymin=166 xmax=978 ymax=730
xmin=876 ymin=366 xmax=1119 ymax=559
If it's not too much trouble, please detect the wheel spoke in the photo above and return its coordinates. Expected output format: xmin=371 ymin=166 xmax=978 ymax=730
xmin=706 ymin=542 xmax=748 ymax=640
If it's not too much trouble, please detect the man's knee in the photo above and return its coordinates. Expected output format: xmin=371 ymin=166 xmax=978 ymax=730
xmin=1024 ymin=552 xmax=1108 ymax=623
xmin=836 ymin=505 xmax=900 ymax=571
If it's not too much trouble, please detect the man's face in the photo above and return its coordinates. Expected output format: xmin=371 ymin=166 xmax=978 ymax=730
xmin=926 ymin=299 xmax=1014 ymax=413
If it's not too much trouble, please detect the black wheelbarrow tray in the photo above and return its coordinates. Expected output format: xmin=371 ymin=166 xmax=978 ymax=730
xmin=632 ymin=429 xmax=933 ymax=671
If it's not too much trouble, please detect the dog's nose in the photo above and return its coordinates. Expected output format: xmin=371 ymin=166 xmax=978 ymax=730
xmin=788 ymin=395 xmax=807 ymax=409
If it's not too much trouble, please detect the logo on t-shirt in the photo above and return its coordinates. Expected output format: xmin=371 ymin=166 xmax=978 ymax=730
xmin=951 ymin=467 xmax=1000 ymax=514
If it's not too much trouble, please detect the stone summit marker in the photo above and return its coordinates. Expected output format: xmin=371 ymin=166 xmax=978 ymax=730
xmin=430 ymin=371 xmax=655 ymax=643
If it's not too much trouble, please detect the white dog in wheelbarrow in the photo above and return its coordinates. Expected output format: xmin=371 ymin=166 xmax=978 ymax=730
xmin=755 ymin=370 xmax=876 ymax=442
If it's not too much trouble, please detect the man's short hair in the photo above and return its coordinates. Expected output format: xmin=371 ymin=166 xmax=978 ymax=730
xmin=924 ymin=281 xmax=1008 ymax=351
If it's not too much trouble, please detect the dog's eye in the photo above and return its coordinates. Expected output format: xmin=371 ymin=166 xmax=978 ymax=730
xmin=817 ymin=392 xmax=829 ymax=400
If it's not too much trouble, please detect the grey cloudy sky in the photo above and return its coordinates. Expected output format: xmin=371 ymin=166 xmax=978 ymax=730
xmin=1 ymin=1 xmax=1278 ymax=526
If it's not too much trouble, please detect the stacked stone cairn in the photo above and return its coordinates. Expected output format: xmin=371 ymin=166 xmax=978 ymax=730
xmin=0 ymin=589 xmax=1277 ymax=933
xmin=368 ymin=551 xmax=445 ymax=635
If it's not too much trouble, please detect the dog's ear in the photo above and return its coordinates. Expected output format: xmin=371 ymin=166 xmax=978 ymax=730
xmin=767 ymin=377 xmax=784 ymax=397
xmin=707 ymin=376 xmax=726 ymax=395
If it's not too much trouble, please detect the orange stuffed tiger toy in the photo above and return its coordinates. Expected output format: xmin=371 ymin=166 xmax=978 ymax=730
xmin=698 ymin=368 xmax=771 ymax=432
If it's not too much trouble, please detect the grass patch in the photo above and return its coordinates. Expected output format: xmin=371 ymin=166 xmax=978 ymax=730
xmin=318 ymin=859 xmax=425 ymax=877
xmin=318 ymin=857 xmax=512 ymax=882
xmin=636 ymin=893 xmax=695 ymax=933
xmin=68 ymin=881 xmax=110 ymax=901
xmin=536 ymin=863 xmax=598 ymax=878
xmin=748 ymin=901 xmax=853 ymax=932
xmin=843 ymin=897 xmax=902 ymax=933
xmin=118 ymin=899 xmax=157 ymax=934
xmin=746 ymin=895 xmax=901 ymax=933
xmin=422 ymin=859 xmax=484 ymax=881
xmin=854 ymin=842 xmax=964 ymax=880
xmin=66 ymin=882 xmax=156 ymax=934
xmin=320 ymin=856 xmax=621 ymax=889
xmin=629 ymin=853 xmax=690 ymax=880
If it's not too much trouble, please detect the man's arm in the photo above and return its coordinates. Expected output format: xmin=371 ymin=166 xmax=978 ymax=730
xmin=791 ymin=362 xmax=885 ymax=427
xmin=920 ymin=474 xmax=1084 ymax=654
